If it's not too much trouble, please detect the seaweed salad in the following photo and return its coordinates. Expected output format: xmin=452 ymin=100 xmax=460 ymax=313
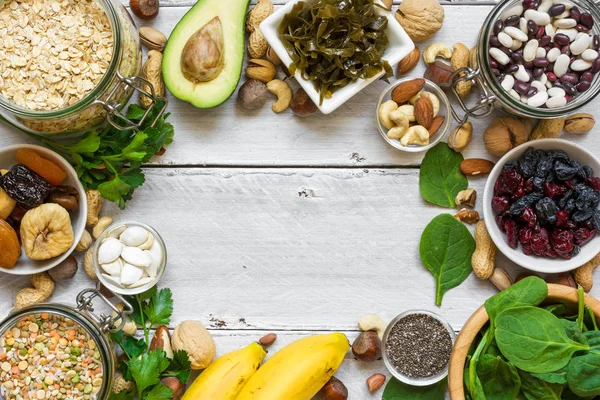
xmin=279 ymin=0 xmax=393 ymax=104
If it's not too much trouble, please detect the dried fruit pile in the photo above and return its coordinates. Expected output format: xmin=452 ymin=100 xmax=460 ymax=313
xmin=0 ymin=149 xmax=79 ymax=269
xmin=493 ymin=147 xmax=600 ymax=259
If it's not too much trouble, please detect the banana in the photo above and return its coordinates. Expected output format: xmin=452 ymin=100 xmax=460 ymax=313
xmin=235 ymin=333 xmax=350 ymax=400
xmin=182 ymin=342 xmax=267 ymax=400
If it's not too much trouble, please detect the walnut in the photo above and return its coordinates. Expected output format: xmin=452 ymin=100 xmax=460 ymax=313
xmin=484 ymin=117 xmax=531 ymax=157
xmin=171 ymin=321 xmax=216 ymax=370
xmin=395 ymin=0 xmax=445 ymax=43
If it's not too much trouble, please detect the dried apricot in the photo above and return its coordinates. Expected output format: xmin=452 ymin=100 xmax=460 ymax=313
xmin=0 ymin=219 xmax=20 ymax=269
xmin=16 ymin=149 xmax=67 ymax=186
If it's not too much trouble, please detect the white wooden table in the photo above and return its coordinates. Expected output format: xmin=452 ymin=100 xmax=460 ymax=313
xmin=1 ymin=1 xmax=600 ymax=397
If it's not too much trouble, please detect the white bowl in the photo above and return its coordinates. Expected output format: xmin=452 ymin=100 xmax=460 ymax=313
xmin=260 ymin=0 xmax=415 ymax=114
xmin=0 ymin=144 xmax=87 ymax=275
xmin=483 ymin=139 xmax=600 ymax=274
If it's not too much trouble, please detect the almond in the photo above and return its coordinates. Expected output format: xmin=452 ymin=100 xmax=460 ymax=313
xmin=428 ymin=116 xmax=445 ymax=137
xmin=258 ymin=333 xmax=277 ymax=346
xmin=366 ymin=373 xmax=386 ymax=393
xmin=397 ymin=48 xmax=420 ymax=75
xmin=391 ymin=78 xmax=426 ymax=104
xmin=414 ymin=97 xmax=434 ymax=129
xmin=460 ymin=158 xmax=495 ymax=176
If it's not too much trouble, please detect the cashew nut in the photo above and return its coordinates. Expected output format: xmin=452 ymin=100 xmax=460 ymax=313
xmin=86 ymin=190 xmax=103 ymax=228
xmin=84 ymin=247 xmax=97 ymax=279
xmin=472 ymin=220 xmax=496 ymax=280
xmin=15 ymin=272 xmax=55 ymax=310
xmin=378 ymin=100 xmax=399 ymax=129
xmin=93 ymin=216 xmax=113 ymax=239
xmin=420 ymin=92 xmax=440 ymax=117
xmin=574 ymin=253 xmax=600 ymax=292
xmin=358 ymin=314 xmax=387 ymax=341
xmin=401 ymin=125 xmax=430 ymax=146
xmin=75 ymin=230 xmax=93 ymax=252
xmin=423 ymin=43 xmax=453 ymax=65
xmin=266 ymin=79 xmax=292 ymax=113
xmin=387 ymin=111 xmax=410 ymax=139
xmin=397 ymin=104 xmax=415 ymax=122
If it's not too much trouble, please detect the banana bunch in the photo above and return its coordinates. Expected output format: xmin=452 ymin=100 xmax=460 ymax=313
xmin=182 ymin=333 xmax=349 ymax=400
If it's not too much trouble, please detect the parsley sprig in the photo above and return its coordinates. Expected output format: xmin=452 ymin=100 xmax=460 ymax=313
xmin=110 ymin=286 xmax=191 ymax=400
xmin=27 ymin=102 xmax=174 ymax=209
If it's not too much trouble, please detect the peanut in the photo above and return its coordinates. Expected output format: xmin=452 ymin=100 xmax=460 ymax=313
xmin=15 ymin=272 xmax=55 ymax=310
xmin=574 ymin=253 xmax=600 ymax=292
xmin=140 ymin=50 xmax=166 ymax=109
xmin=472 ymin=220 xmax=496 ymax=280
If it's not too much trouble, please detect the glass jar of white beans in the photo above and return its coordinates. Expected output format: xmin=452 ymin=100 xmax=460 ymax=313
xmin=450 ymin=0 xmax=600 ymax=120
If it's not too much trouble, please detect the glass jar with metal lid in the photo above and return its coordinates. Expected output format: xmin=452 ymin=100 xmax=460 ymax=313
xmin=447 ymin=0 xmax=600 ymax=125
xmin=0 ymin=0 xmax=166 ymax=138
xmin=0 ymin=285 xmax=132 ymax=399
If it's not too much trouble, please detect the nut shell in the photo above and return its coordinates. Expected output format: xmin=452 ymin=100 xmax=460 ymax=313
xmin=484 ymin=117 xmax=531 ymax=157
xmin=395 ymin=0 xmax=444 ymax=42
xmin=172 ymin=321 xmax=216 ymax=370
xmin=565 ymin=113 xmax=595 ymax=134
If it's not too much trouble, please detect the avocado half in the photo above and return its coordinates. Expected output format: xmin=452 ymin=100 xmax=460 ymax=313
xmin=163 ymin=0 xmax=251 ymax=108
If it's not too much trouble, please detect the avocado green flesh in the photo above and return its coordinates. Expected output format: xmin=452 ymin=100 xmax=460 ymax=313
xmin=163 ymin=0 xmax=250 ymax=108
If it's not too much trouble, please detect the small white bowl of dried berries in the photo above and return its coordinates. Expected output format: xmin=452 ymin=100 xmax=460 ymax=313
xmin=483 ymin=138 xmax=600 ymax=273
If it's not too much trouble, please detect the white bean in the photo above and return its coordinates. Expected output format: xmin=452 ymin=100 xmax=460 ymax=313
xmin=498 ymin=32 xmax=514 ymax=48
xmin=554 ymin=18 xmax=577 ymax=29
xmin=527 ymin=91 xmax=549 ymax=107
xmin=570 ymin=34 xmax=591 ymax=55
xmin=536 ymin=47 xmax=547 ymax=58
xmin=501 ymin=5 xmax=524 ymax=20
xmin=524 ymin=40 xmax=539 ymax=62
xmin=545 ymin=24 xmax=556 ymax=38
xmin=538 ymin=0 xmax=554 ymax=13
xmin=490 ymin=47 xmax=510 ymax=65
xmin=576 ymin=32 xmax=588 ymax=40
xmin=538 ymin=73 xmax=548 ymax=85
xmin=524 ymin=10 xmax=551 ymax=26
xmin=520 ymin=18 xmax=529 ymax=34
xmin=554 ymin=54 xmax=571 ymax=77
xmin=547 ymin=47 xmax=561 ymax=62
xmin=556 ymin=10 xmax=571 ymax=19
xmin=521 ymin=94 xmax=530 ymax=103
xmin=548 ymin=87 xmax=566 ymax=97
xmin=501 ymin=75 xmax=515 ymax=91
xmin=511 ymin=40 xmax=523 ymax=51
xmin=556 ymin=28 xmax=577 ymax=42
xmin=515 ymin=64 xmax=531 ymax=82
xmin=546 ymin=95 xmax=567 ymax=108
xmin=554 ymin=0 xmax=574 ymax=9
xmin=546 ymin=80 xmax=554 ymax=89
xmin=571 ymin=59 xmax=593 ymax=71
xmin=531 ymin=80 xmax=547 ymax=92
xmin=505 ymin=26 xmax=529 ymax=42
xmin=509 ymin=89 xmax=521 ymax=100
xmin=582 ymin=49 xmax=600 ymax=62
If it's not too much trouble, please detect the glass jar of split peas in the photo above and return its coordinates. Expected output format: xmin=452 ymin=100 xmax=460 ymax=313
xmin=0 ymin=286 xmax=132 ymax=400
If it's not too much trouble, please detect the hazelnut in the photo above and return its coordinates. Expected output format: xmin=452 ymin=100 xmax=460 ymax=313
xmin=290 ymin=88 xmax=318 ymax=117
xmin=47 ymin=256 xmax=78 ymax=281
xmin=314 ymin=377 xmax=348 ymax=400
xmin=351 ymin=331 xmax=381 ymax=361
xmin=161 ymin=377 xmax=185 ymax=400
xmin=47 ymin=186 xmax=79 ymax=211
xmin=424 ymin=61 xmax=454 ymax=86
xmin=546 ymin=273 xmax=577 ymax=288
xmin=130 ymin=0 xmax=159 ymax=20
xmin=238 ymin=80 xmax=269 ymax=110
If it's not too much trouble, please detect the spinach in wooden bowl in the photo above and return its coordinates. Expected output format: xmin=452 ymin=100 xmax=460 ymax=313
xmin=463 ymin=277 xmax=600 ymax=399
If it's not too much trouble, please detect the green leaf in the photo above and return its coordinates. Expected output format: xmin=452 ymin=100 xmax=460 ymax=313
xmin=476 ymin=354 xmax=521 ymax=400
xmin=382 ymin=377 xmax=446 ymax=399
xmin=419 ymin=142 xmax=468 ymax=208
xmin=544 ymin=304 xmax=567 ymax=317
xmin=167 ymin=350 xmax=192 ymax=384
xmin=531 ymin=368 xmax=567 ymax=385
xmin=109 ymin=391 xmax=135 ymax=400
xmin=519 ymin=370 xmax=564 ymax=400
xmin=145 ymin=288 xmax=174 ymax=327
xmin=567 ymin=352 xmax=600 ymax=397
xmin=144 ymin=383 xmax=173 ymax=400
xmin=111 ymin=331 xmax=147 ymax=359
xmin=126 ymin=350 xmax=171 ymax=396
xmin=419 ymin=214 xmax=475 ymax=306
xmin=484 ymin=276 xmax=548 ymax=324
xmin=495 ymin=307 xmax=589 ymax=373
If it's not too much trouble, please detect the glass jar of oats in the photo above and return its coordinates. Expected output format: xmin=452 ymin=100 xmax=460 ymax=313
xmin=0 ymin=0 xmax=165 ymax=137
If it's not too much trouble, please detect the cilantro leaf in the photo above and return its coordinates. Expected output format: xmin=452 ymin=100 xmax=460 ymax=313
xmin=109 ymin=391 xmax=135 ymax=400
xmin=127 ymin=350 xmax=170 ymax=396
xmin=145 ymin=288 xmax=173 ymax=327
xmin=144 ymin=384 xmax=173 ymax=400
xmin=111 ymin=331 xmax=147 ymax=359
xmin=167 ymin=350 xmax=192 ymax=384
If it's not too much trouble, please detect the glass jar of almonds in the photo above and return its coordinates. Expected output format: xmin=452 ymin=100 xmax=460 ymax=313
xmin=0 ymin=0 xmax=165 ymax=137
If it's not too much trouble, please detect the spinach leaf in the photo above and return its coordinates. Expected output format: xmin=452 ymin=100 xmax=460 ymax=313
xmin=477 ymin=354 xmax=521 ymax=400
xmin=495 ymin=307 xmax=589 ymax=373
xmin=518 ymin=370 xmax=564 ymax=400
xmin=561 ymin=319 xmax=587 ymax=344
xmin=382 ymin=377 xmax=446 ymax=399
xmin=419 ymin=214 xmax=476 ymax=306
xmin=531 ymin=368 xmax=567 ymax=385
xmin=484 ymin=276 xmax=548 ymax=323
xmin=419 ymin=142 xmax=468 ymax=208
xmin=566 ymin=352 xmax=600 ymax=397
xmin=562 ymin=388 xmax=595 ymax=400
xmin=583 ymin=330 xmax=600 ymax=348
xmin=544 ymin=304 xmax=567 ymax=317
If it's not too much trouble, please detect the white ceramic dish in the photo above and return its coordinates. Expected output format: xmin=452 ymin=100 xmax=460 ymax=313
xmin=0 ymin=144 xmax=87 ymax=275
xmin=260 ymin=0 xmax=415 ymax=114
xmin=483 ymin=139 xmax=600 ymax=274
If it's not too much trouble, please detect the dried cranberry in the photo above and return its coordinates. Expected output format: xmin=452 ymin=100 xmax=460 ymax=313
xmin=555 ymin=210 xmax=570 ymax=227
xmin=504 ymin=219 xmax=519 ymax=249
xmin=520 ymin=227 xmax=534 ymax=244
xmin=551 ymin=229 xmax=575 ymax=259
xmin=585 ymin=177 xmax=600 ymax=191
xmin=496 ymin=215 xmax=508 ymax=232
xmin=492 ymin=196 xmax=510 ymax=214
xmin=543 ymin=182 xmax=567 ymax=198
xmin=524 ymin=177 xmax=535 ymax=193
xmin=522 ymin=243 xmax=534 ymax=255
xmin=497 ymin=169 xmax=524 ymax=196
xmin=574 ymin=228 xmax=597 ymax=246
xmin=531 ymin=227 xmax=550 ymax=256
xmin=520 ymin=207 xmax=538 ymax=227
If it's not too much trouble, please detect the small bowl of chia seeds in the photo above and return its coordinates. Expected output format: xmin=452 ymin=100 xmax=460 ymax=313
xmin=382 ymin=310 xmax=456 ymax=386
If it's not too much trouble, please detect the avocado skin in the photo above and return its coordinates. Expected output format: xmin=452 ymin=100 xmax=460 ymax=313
xmin=163 ymin=0 xmax=251 ymax=109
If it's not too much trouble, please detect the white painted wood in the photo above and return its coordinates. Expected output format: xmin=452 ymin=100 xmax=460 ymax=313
xmin=1 ymin=169 xmax=598 ymax=330
xmin=2 ymin=5 xmax=599 ymax=167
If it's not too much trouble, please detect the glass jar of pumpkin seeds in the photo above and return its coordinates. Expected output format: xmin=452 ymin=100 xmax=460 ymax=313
xmin=0 ymin=0 xmax=166 ymax=137
xmin=0 ymin=286 xmax=132 ymax=399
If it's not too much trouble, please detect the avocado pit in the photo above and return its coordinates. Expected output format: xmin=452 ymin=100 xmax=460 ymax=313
xmin=181 ymin=16 xmax=225 ymax=83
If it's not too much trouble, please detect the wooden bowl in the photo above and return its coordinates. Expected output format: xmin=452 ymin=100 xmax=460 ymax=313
xmin=448 ymin=284 xmax=600 ymax=400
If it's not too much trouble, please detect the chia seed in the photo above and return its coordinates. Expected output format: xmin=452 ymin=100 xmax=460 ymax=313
xmin=386 ymin=313 xmax=453 ymax=378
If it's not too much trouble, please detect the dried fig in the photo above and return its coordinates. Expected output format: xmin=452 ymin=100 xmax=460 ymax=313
xmin=0 ymin=219 xmax=20 ymax=269
xmin=20 ymin=204 xmax=74 ymax=260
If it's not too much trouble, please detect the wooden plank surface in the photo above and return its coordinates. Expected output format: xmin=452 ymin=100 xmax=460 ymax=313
xmin=2 ymin=5 xmax=598 ymax=167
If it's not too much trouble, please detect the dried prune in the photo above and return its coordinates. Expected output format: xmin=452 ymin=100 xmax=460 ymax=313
xmin=1 ymin=165 xmax=50 ymax=209
xmin=520 ymin=147 xmax=541 ymax=177
xmin=535 ymin=197 xmax=558 ymax=225
xmin=510 ymin=192 xmax=543 ymax=216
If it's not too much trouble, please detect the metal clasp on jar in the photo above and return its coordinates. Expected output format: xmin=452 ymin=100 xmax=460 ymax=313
xmin=95 ymin=70 xmax=168 ymax=131
xmin=77 ymin=282 xmax=133 ymax=333
xmin=447 ymin=66 xmax=497 ymax=126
